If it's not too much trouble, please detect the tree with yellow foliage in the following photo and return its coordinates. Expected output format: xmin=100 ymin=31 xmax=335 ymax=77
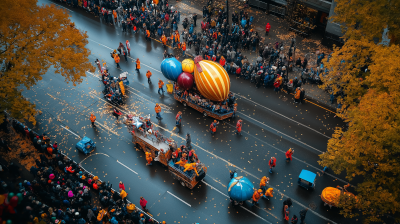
xmin=319 ymin=0 xmax=400 ymax=223
xmin=0 ymin=0 xmax=94 ymax=124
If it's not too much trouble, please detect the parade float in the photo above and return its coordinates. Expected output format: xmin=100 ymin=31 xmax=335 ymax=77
xmin=124 ymin=114 xmax=207 ymax=189
xmin=161 ymin=56 xmax=236 ymax=120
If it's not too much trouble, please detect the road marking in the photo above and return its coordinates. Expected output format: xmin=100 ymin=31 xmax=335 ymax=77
xmin=201 ymin=180 xmax=273 ymax=223
xmin=238 ymin=112 xmax=324 ymax=154
xmin=117 ymin=160 xmax=138 ymax=175
xmin=235 ymin=93 xmax=331 ymax=139
xmin=167 ymin=191 xmax=191 ymax=207
xmin=80 ymin=152 xmax=110 ymax=164
xmin=60 ymin=125 xmax=80 ymax=138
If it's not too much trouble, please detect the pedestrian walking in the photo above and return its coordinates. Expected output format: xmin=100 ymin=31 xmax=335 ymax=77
xmin=252 ymin=189 xmax=263 ymax=205
xmin=265 ymin=188 xmax=273 ymax=200
xmin=136 ymin=58 xmax=141 ymax=72
xmin=146 ymin=70 xmax=152 ymax=84
xmin=294 ymin=87 xmax=301 ymax=103
xmin=291 ymin=215 xmax=298 ymax=224
xmin=113 ymin=108 xmax=123 ymax=121
xmin=158 ymin=79 xmax=165 ymax=94
xmin=95 ymin=58 xmax=102 ymax=73
xmin=299 ymin=208 xmax=308 ymax=224
xmin=284 ymin=204 xmax=290 ymax=221
xmin=269 ymin=156 xmax=276 ymax=173
xmin=140 ymin=196 xmax=148 ymax=211
xmin=260 ymin=176 xmax=269 ymax=196
xmin=155 ymin=103 xmax=162 ymax=120
xmin=114 ymin=54 xmax=121 ymax=68
xmin=90 ymin=113 xmax=96 ymax=127
xmin=186 ymin=133 xmax=191 ymax=150
xmin=182 ymin=42 xmax=186 ymax=57
xmin=176 ymin=111 xmax=182 ymax=126
xmin=265 ymin=23 xmax=271 ymax=36
xmin=209 ymin=120 xmax=219 ymax=135
xmin=126 ymin=40 xmax=131 ymax=55
xmin=235 ymin=119 xmax=242 ymax=135
xmin=285 ymin=148 xmax=294 ymax=162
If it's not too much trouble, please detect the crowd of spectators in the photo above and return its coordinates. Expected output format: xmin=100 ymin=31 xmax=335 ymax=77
xmin=0 ymin=118 xmax=163 ymax=223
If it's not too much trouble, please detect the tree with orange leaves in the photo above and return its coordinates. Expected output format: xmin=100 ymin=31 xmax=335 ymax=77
xmin=0 ymin=0 xmax=94 ymax=124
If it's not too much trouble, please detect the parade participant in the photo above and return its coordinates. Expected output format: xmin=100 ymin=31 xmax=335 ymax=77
xmin=114 ymin=54 xmax=121 ymax=68
xmin=183 ymin=163 xmax=199 ymax=176
xmin=113 ymin=108 xmax=123 ymax=120
xmin=299 ymin=208 xmax=308 ymax=224
xmin=291 ymin=215 xmax=298 ymax=224
xmin=146 ymin=70 xmax=152 ymax=84
xmin=120 ymin=189 xmax=128 ymax=202
xmin=158 ymin=79 xmax=165 ymax=94
xmin=294 ymin=87 xmax=301 ymax=103
xmin=172 ymin=148 xmax=182 ymax=162
xmin=188 ymin=149 xmax=198 ymax=163
xmin=145 ymin=152 xmax=153 ymax=165
xmin=136 ymin=58 xmax=141 ymax=72
xmin=176 ymin=111 xmax=182 ymax=126
xmin=139 ymin=196 xmax=148 ymax=211
xmin=284 ymin=204 xmax=290 ymax=221
xmin=175 ymin=159 xmax=187 ymax=169
xmin=181 ymin=42 xmax=186 ymax=57
xmin=155 ymin=103 xmax=162 ymax=119
xmin=126 ymin=40 xmax=130 ymax=55
xmin=210 ymin=120 xmax=219 ymax=135
xmin=252 ymin=189 xmax=263 ymax=205
xmin=265 ymin=22 xmax=271 ymax=36
xmin=146 ymin=29 xmax=151 ymax=40
xmin=285 ymin=148 xmax=294 ymax=162
xmin=236 ymin=119 xmax=242 ymax=135
xmin=269 ymin=156 xmax=276 ymax=173
xmin=260 ymin=176 xmax=269 ymax=196
xmin=265 ymin=188 xmax=274 ymax=200
xmin=161 ymin=34 xmax=167 ymax=47
xmin=119 ymin=181 xmax=125 ymax=190
xmin=90 ymin=113 xmax=96 ymax=127
xmin=186 ymin=133 xmax=191 ymax=150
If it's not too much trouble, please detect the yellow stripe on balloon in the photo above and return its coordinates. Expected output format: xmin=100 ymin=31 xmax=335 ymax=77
xmin=195 ymin=66 xmax=215 ymax=100
xmin=207 ymin=61 xmax=227 ymax=99
xmin=201 ymin=61 xmax=222 ymax=99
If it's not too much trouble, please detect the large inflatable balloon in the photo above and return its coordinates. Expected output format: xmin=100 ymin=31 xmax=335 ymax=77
xmin=182 ymin=59 xmax=195 ymax=73
xmin=177 ymin=72 xmax=194 ymax=90
xmin=227 ymin=175 xmax=254 ymax=202
xmin=194 ymin=59 xmax=230 ymax=101
xmin=160 ymin=58 xmax=182 ymax=82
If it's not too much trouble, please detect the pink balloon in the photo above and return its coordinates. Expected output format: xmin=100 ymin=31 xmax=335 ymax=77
xmin=9 ymin=196 xmax=18 ymax=208
xmin=68 ymin=191 xmax=74 ymax=198
xmin=49 ymin=174 xmax=55 ymax=180
xmin=177 ymin=72 xmax=194 ymax=90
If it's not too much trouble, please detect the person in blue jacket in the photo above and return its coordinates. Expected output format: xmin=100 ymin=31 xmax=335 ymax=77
xmin=241 ymin=18 xmax=247 ymax=28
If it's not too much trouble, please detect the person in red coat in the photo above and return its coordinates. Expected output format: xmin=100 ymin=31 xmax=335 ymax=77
xmin=265 ymin=23 xmax=271 ymax=36
xmin=285 ymin=148 xmax=294 ymax=162
xmin=140 ymin=196 xmax=148 ymax=210
xmin=269 ymin=157 xmax=276 ymax=174
xmin=119 ymin=181 xmax=125 ymax=190
xmin=236 ymin=119 xmax=242 ymax=135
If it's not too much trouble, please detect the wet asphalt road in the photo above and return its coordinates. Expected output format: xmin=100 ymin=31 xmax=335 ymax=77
xmin=22 ymin=1 xmax=355 ymax=223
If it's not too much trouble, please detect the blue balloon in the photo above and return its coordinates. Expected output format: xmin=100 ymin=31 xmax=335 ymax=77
xmin=227 ymin=176 xmax=254 ymax=202
xmin=161 ymin=58 xmax=183 ymax=81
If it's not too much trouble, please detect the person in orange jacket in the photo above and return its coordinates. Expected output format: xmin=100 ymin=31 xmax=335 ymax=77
xmin=136 ymin=58 xmax=141 ymax=71
xmin=210 ymin=120 xmax=219 ymax=135
xmin=181 ymin=42 xmax=186 ymax=57
xmin=146 ymin=29 xmax=151 ymax=40
xmin=219 ymin=56 xmax=226 ymax=67
xmin=260 ymin=176 xmax=269 ymax=196
xmin=155 ymin=103 xmax=162 ymax=119
xmin=90 ymin=113 xmax=96 ymax=127
xmin=235 ymin=119 xmax=242 ymax=135
xmin=145 ymin=152 xmax=153 ymax=165
xmin=285 ymin=148 xmax=294 ymax=162
xmin=120 ymin=189 xmax=128 ymax=201
xmin=146 ymin=70 xmax=152 ymax=84
xmin=158 ymin=79 xmax=165 ymax=94
xmin=265 ymin=188 xmax=274 ymax=200
xmin=161 ymin=34 xmax=167 ymax=47
xmin=114 ymin=54 xmax=120 ymax=68
xmin=252 ymin=189 xmax=263 ymax=205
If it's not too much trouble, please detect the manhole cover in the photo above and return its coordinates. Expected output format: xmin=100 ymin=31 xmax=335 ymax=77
xmin=309 ymin=202 xmax=317 ymax=210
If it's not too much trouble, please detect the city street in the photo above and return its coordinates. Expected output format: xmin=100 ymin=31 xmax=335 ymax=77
xmin=22 ymin=0 xmax=353 ymax=223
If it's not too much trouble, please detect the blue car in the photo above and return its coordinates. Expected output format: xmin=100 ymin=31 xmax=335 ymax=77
xmin=76 ymin=136 xmax=96 ymax=155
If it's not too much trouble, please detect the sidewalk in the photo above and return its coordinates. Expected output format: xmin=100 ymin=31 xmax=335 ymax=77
xmin=171 ymin=0 xmax=337 ymax=110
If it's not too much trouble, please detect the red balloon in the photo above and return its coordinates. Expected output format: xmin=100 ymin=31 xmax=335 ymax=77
xmin=9 ymin=196 xmax=18 ymax=208
xmin=177 ymin=72 xmax=194 ymax=90
xmin=7 ymin=205 xmax=15 ymax=214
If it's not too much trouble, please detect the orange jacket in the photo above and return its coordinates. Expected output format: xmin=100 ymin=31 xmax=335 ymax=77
xmin=252 ymin=191 xmax=263 ymax=202
xmin=146 ymin=30 xmax=150 ymax=37
xmin=174 ymin=34 xmax=180 ymax=42
xmin=90 ymin=114 xmax=96 ymax=122
xmin=136 ymin=60 xmax=141 ymax=69
xmin=113 ymin=10 xmax=117 ymax=18
xmin=161 ymin=35 xmax=167 ymax=44
xmin=265 ymin=188 xmax=273 ymax=197
xmin=182 ymin=43 xmax=186 ymax=51
xmin=114 ymin=55 xmax=120 ymax=63
xmin=260 ymin=176 xmax=268 ymax=188
xmin=146 ymin=71 xmax=152 ymax=78
xmin=158 ymin=80 xmax=164 ymax=88
xmin=295 ymin=89 xmax=301 ymax=99
xmin=155 ymin=105 xmax=161 ymax=113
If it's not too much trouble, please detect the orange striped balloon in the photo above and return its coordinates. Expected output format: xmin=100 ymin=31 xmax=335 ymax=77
xmin=194 ymin=60 xmax=230 ymax=102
